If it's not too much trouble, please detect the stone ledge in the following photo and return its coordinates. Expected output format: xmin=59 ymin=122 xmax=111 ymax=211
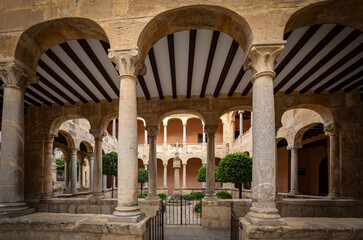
xmin=240 ymin=217 xmax=363 ymax=239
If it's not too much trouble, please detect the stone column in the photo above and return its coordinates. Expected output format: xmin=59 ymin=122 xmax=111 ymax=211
xmin=113 ymin=176 xmax=117 ymax=188
xmin=88 ymin=153 xmax=95 ymax=191
xmin=204 ymin=124 xmax=218 ymax=200
xmin=144 ymin=129 xmax=148 ymax=144
xmin=202 ymin=163 xmax=206 ymax=189
xmin=183 ymin=122 xmax=187 ymax=143
xmin=42 ymin=134 xmax=57 ymax=198
xmin=109 ymin=48 xmax=145 ymax=222
xmin=182 ymin=163 xmax=187 ymax=189
xmin=112 ymin=119 xmax=117 ymax=138
xmin=163 ymin=164 xmax=167 ymax=188
xmin=69 ymin=148 xmax=79 ymax=194
xmin=64 ymin=158 xmax=70 ymax=190
xmin=144 ymin=164 xmax=148 ymax=188
xmin=0 ymin=61 xmax=36 ymax=217
xmin=173 ymin=158 xmax=181 ymax=194
xmin=243 ymin=42 xmax=286 ymax=226
xmin=146 ymin=126 xmax=159 ymax=200
xmin=103 ymin=175 xmax=107 ymax=190
xmin=287 ymin=144 xmax=301 ymax=195
xmin=250 ymin=112 xmax=253 ymax=131
xmin=239 ymin=111 xmax=244 ymax=136
xmin=164 ymin=123 xmax=167 ymax=144
xmin=79 ymin=159 xmax=83 ymax=188
xmin=90 ymin=130 xmax=106 ymax=197
xmin=324 ymin=123 xmax=340 ymax=198
xmin=202 ymin=124 xmax=206 ymax=143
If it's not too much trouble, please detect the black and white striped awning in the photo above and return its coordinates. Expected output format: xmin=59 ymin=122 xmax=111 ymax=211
xmin=0 ymin=24 xmax=362 ymax=111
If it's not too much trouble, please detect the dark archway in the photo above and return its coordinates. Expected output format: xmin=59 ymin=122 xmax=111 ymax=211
xmin=319 ymin=157 xmax=328 ymax=196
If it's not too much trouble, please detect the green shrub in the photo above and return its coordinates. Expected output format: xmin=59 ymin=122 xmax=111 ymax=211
xmin=158 ymin=193 xmax=167 ymax=200
xmin=138 ymin=193 xmax=147 ymax=198
xmin=194 ymin=202 xmax=202 ymax=214
xmin=191 ymin=192 xmax=205 ymax=200
xmin=216 ymin=191 xmax=232 ymax=199
xmin=182 ymin=194 xmax=195 ymax=200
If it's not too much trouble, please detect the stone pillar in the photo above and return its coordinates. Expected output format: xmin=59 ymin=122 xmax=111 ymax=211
xmin=64 ymin=158 xmax=70 ymax=190
xmin=146 ymin=126 xmax=159 ymax=200
xmin=324 ymin=123 xmax=340 ymax=198
xmin=42 ymin=134 xmax=57 ymax=198
xmin=182 ymin=122 xmax=187 ymax=143
xmin=90 ymin=130 xmax=106 ymax=197
xmin=202 ymin=163 xmax=206 ymax=189
xmin=204 ymin=124 xmax=218 ymax=200
xmin=163 ymin=164 xmax=167 ymax=188
xmin=112 ymin=119 xmax=117 ymax=138
xmin=239 ymin=111 xmax=244 ymax=136
xmin=287 ymin=144 xmax=301 ymax=195
xmin=144 ymin=129 xmax=148 ymax=144
xmin=250 ymin=112 xmax=253 ymax=131
xmin=173 ymin=158 xmax=181 ymax=194
xmin=144 ymin=164 xmax=148 ymax=188
xmin=69 ymin=148 xmax=79 ymax=194
xmin=182 ymin=163 xmax=187 ymax=189
xmin=113 ymin=176 xmax=117 ymax=188
xmin=202 ymin=124 xmax=206 ymax=143
xmin=163 ymin=123 xmax=167 ymax=144
xmin=79 ymin=159 xmax=83 ymax=188
xmin=243 ymin=42 xmax=286 ymax=226
xmin=103 ymin=175 xmax=107 ymax=190
xmin=88 ymin=153 xmax=94 ymax=191
xmin=108 ymin=48 xmax=145 ymax=222
xmin=0 ymin=61 xmax=37 ymax=217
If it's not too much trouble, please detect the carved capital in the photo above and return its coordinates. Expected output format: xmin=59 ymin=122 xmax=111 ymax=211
xmin=0 ymin=61 xmax=38 ymax=89
xmin=90 ymin=129 xmax=107 ymax=141
xmin=108 ymin=48 xmax=146 ymax=78
xmin=324 ymin=123 xmax=339 ymax=137
xmin=287 ymin=144 xmax=302 ymax=151
xmin=146 ymin=126 xmax=159 ymax=139
xmin=87 ymin=152 xmax=95 ymax=160
xmin=204 ymin=124 xmax=219 ymax=137
xmin=68 ymin=148 xmax=80 ymax=154
xmin=243 ymin=41 xmax=286 ymax=83
xmin=45 ymin=134 xmax=57 ymax=144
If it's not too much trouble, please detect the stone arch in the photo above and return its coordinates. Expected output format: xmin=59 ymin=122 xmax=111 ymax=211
xmin=53 ymin=145 xmax=69 ymax=160
xmin=57 ymin=130 xmax=75 ymax=149
xmin=137 ymin=5 xmax=253 ymax=61
xmin=14 ymin=17 xmax=109 ymax=73
xmin=294 ymin=122 xmax=324 ymax=146
xmin=80 ymin=141 xmax=93 ymax=153
xmin=157 ymin=110 xmax=205 ymax=127
xmin=186 ymin=158 xmax=203 ymax=189
xmin=49 ymin=115 xmax=91 ymax=136
xmin=138 ymin=158 xmax=145 ymax=169
xmin=284 ymin=0 xmax=363 ymax=35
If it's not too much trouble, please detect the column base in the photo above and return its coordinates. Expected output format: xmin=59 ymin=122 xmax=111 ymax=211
xmin=109 ymin=206 xmax=145 ymax=223
xmin=145 ymin=194 xmax=159 ymax=201
xmin=288 ymin=190 xmax=300 ymax=195
xmin=90 ymin=193 xmax=105 ymax=200
xmin=41 ymin=193 xmax=54 ymax=199
xmin=245 ymin=207 xmax=285 ymax=226
xmin=204 ymin=194 xmax=217 ymax=201
xmin=0 ymin=202 xmax=35 ymax=219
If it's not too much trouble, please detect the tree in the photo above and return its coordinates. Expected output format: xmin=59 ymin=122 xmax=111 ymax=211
xmin=138 ymin=169 xmax=148 ymax=195
xmin=197 ymin=165 xmax=220 ymax=182
xmin=102 ymin=151 xmax=118 ymax=198
xmin=216 ymin=152 xmax=252 ymax=199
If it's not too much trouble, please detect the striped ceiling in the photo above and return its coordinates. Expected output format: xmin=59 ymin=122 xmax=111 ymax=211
xmin=0 ymin=24 xmax=362 ymax=112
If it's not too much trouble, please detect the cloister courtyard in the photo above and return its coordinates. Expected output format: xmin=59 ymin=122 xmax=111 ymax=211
xmin=0 ymin=0 xmax=362 ymax=239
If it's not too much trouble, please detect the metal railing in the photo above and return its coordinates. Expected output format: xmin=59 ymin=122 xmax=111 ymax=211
xmin=231 ymin=204 xmax=242 ymax=240
xmin=146 ymin=202 xmax=164 ymax=240
xmin=163 ymin=199 xmax=202 ymax=225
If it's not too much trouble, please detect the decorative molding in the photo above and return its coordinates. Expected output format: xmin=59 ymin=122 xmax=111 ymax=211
xmin=108 ymin=48 xmax=146 ymax=79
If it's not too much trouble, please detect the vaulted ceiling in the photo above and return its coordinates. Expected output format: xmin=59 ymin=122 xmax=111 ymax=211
xmin=0 ymin=24 xmax=362 ymax=114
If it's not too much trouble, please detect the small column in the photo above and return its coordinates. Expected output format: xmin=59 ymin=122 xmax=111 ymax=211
xmin=182 ymin=163 xmax=187 ymax=189
xmin=88 ymin=153 xmax=95 ymax=191
xmin=202 ymin=163 xmax=206 ymax=189
xmin=144 ymin=164 xmax=148 ymax=188
xmin=109 ymin=48 xmax=146 ymax=222
xmin=239 ymin=111 xmax=244 ymax=136
xmin=202 ymin=124 xmax=206 ymax=143
xmin=243 ymin=42 xmax=286 ymax=226
xmin=250 ymin=112 xmax=253 ymax=131
xmin=90 ymin=130 xmax=107 ymax=197
xmin=146 ymin=126 xmax=159 ymax=200
xmin=103 ymin=175 xmax=108 ymax=190
xmin=112 ymin=119 xmax=117 ymax=138
xmin=324 ymin=123 xmax=340 ymax=198
xmin=69 ymin=148 xmax=79 ymax=194
xmin=204 ymin=124 xmax=218 ymax=200
xmin=163 ymin=164 xmax=167 ymax=188
xmin=0 ymin=61 xmax=36 ymax=217
xmin=173 ymin=158 xmax=181 ymax=194
xmin=79 ymin=160 xmax=83 ymax=188
xmin=163 ymin=123 xmax=167 ymax=144
xmin=182 ymin=122 xmax=187 ymax=143
xmin=42 ymin=134 xmax=57 ymax=198
xmin=287 ymin=144 xmax=301 ymax=195
xmin=144 ymin=129 xmax=148 ymax=144
xmin=64 ymin=158 xmax=69 ymax=190
xmin=113 ymin=176 xmax=117 ymax=188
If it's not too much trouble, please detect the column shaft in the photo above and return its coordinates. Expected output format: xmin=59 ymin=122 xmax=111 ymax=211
xmin=112 ymin=119 xmax=117 ymax=138
xmin=288 ymin=145 xmax=301 ymax=195
xmin=64 ymin=159 xmax=69 ymax=190
xmin=89 ymin=154 xmax=94 ymax=191
xmin=146 ymin=126 xmax=159 ymax=199
xmin=163 ymin=164 xmax=167 ymax=188
xmin=42 ymin=135 xmax=56 ymax=198
xmin=239 ymin=112 xmax=243 ymax=136
xmin=325 ymin=124 xmax=340 ymax=198
xmin=70 ymin=148 xmax=78 ymax=194
xmin=183 ymin=123 xmax=186 ymax=143
xmin=144 ymin=130 xmax=148 ymax=144
xmin=204 ymin=125 xmax=218 ymax=199
xmin=103 ymin=175 xmax=107 ymax=190
xmin=164 ymin=124 xmax=167 ymax=143
xmin=202 ymin=125 xmax=206 ymax=143
xmin=91 ymin=134 xmax=104 ymax=196
xmin=183 ymin=164 xmax=187 ymax=188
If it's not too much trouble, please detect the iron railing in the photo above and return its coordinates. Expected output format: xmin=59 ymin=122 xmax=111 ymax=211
xmin=146 ymin=202 xmax=164 ymax=240
xmin=231 ymin=204 xmax=242 ymax=240
xmin=163 ymin=199 xmax=202 ymax=225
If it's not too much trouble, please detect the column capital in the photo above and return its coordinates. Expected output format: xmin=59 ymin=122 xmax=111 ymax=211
xmin=45 ymin=134 xmax=57 ymax=143
xmin=0 ymin=60 xmax=38 ymax=89
xmin=204 ymin=124 xmax=218 ymax=137
xmin=108 ymin=48 xmax=146 ymax=78
xmin=90 ymin=129 xmax=107 ymax=141
xmin=238 ymin=110 xmax=244 ymax=115
xmin=324 ymin=123 xmax=339 ymax=137
xmin=287 ymin=144 xmax=302 ymax=151
xmin=145 ymin=126 xmax=159 ymax=139
xmin=68 ymin=148 xmax=80 ymax=154
xmin=87 ymin=152 xmax=95 ymax=159
xmin=243 ymin=41 xmax=286 ymax=83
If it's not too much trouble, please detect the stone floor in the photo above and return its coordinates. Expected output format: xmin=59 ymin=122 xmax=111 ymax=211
xmin=164 ymin=225 xmax=230 ymax=240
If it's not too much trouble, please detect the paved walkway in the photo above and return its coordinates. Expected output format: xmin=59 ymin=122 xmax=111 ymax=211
xmin=164 ymin=225 xmax=230 ymax=240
